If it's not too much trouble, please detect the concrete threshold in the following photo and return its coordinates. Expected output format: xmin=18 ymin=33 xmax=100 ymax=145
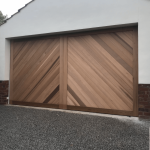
xmin=7 ymin=104 xmax=141 ymax=121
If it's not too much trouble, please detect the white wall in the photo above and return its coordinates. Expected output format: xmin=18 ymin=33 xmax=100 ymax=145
xmin=0 ymin=0 xmax=150 ymax=83
xmin=138 ymin=0 xmax=150 ymax=84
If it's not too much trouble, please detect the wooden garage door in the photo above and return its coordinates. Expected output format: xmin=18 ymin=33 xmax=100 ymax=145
xmin=10 ymin=26 xmax=138 ymax=116
xmin=10 ymin=37 xmax=60 ymax=107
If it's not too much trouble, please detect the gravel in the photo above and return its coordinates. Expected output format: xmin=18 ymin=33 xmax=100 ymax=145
xmin=0 ymin=105 xmax=149 ymax=150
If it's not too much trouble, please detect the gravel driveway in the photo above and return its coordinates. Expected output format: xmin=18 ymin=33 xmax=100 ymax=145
xmin=0 ymin=105 xmax=149 ymax=150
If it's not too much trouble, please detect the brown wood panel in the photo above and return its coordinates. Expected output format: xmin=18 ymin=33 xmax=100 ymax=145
xmin=68 ymin=52 xmax=133 ymax=109
xmin=59 ymin=36 xmax=68 ymax=109
xmin=10 ymin=26 xmax=138 ymax=116
xmin=48 ymin=91 xmax=59 ymax=104
xmin=13 ymin=38 xmax=59 ymax=87
xmin=59 ymin=37 xmax=64 ymax=108
xmin=73 ymin=36 xmax=133 ymax=90
xmin=13 ymin=40 xmax=36 ymax=69
xmin=67 ymin=26 xmax=138 ymax=116
xmin=116 ymin=32 xmax=133 ymax=48
xmin=10 ymin=37 xmax=60 ymax=106
xmin=9 ymin=41 xmax=14 ymax=104
xmin=13 ymin=40 xmax=43 ymax=78
xmin=13 ymin=41 xmax=27 ymax=60
xmin=67 ymin=37 xmax=132 ymax=111
xmin=13 ymin=40 xmax=60 ymax=100
xmin=63 ymin=37 xmax=68 ymax=108
xmin=110 ymin=33 xmax=133 ymax=54
xmin=96 ymin=34 xmax=133 ymax=68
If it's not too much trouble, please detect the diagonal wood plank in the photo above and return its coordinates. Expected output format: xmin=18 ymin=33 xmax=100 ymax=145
xmin=68 ymin=40 xmax=133 ymax=99
xmin=67 ymin=91 xmax=80 ymax=106
xmin=91 ymin=34 xmax=133 ymax=74
xmin=97 ymin=34 xmax=133 ymax=66
xmin=13 ymin=38 xmax=58 ymax=82
xmin=13 ymin=39 xmax=59 ymax=94
xmin=13 ymin=39 xmax=45 ymax=78
xmin=68 ymin=74 xmax=97 ymax=108
xmin=13 ymin=41 xmax=27 ymax=60
xmin=17 ymin=55 xmax=60 ymax=101
xmin=116 ymin=32 xmax=133 ymax=48
xmin=13 ymin=40 xmax=36 ymax=69
xmin=13 ymin=38 xmax=60 ymax=101
xmin=48 ymin=92 xmax=60 ymax=104
xmin=68 ymin=62 xmax=113 ymax=109
xmin=123 ymin=31 xmax=133 ymax=40
xmin=68 ymin=54 xmax=131 ymax=110
xmin=68 ymin=42 xmax=133 ymax=102
xmin=30 ymin=73 xmax=60 ymax=103
xmin=68 ymin=46 xmax=132 ymax=110
xmin=68 ymin=33 xmax=135 ymax=111
xmin=70 ymin=36 xmax=133 ymax=89
xmin=110 ymin=33 xmax=133 ymax=54
xmin=43 ymin=86 xmax=59 ymax=104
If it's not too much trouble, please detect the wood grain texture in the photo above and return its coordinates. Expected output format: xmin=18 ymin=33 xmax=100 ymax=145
xmin=9 ymin=40 xmax=14 ymax=104
xmin=10 ymin=26 xmax=138 ymax=116
xmin=63 ymin=37 xmax=68 ymax=108
xmin=67 ymin=28 xmax=137 ymax=112
xmin=59 ymin=36 xmax=68 ymax=109
xmin=11 ymin=37 xmax=60 ymax=105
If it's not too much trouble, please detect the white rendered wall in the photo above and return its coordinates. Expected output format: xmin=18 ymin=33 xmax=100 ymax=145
xmin=0 ymin=0 xmax=150 ymax=83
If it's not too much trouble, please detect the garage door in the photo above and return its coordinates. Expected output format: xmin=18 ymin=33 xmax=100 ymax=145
xmin=10 ymin=26 xmax=138 ymax=116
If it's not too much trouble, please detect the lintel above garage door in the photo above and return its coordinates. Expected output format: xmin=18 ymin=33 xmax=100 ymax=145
xmin=10 ymin=26 xmax=138 ymax=116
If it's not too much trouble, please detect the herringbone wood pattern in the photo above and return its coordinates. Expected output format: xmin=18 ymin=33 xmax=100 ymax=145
xmin=10 ymin=27 xmax=138 ymax=116
xmin=67 ymin=31 xmax=134 ymax=111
